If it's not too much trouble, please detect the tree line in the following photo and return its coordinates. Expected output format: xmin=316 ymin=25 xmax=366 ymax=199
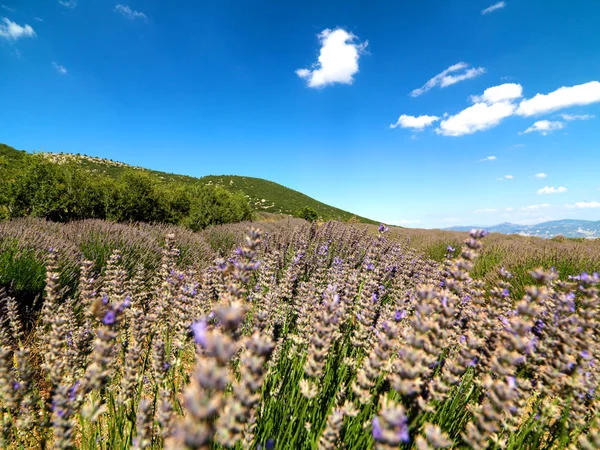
xmin=0 ymin=154 xmax=253 ymax=230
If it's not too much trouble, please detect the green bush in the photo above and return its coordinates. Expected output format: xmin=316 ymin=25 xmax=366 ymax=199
xmin=184 ymin=185 xmax=253 ymax=231
xmin=297 ymin=206 xmax=318 ymax=222
xmin=1 ymin=154 xmax=253 ymax=231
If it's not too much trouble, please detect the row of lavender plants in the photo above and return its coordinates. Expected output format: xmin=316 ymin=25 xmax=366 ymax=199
xmin=0 ymin=219 xmax=599 ymax=449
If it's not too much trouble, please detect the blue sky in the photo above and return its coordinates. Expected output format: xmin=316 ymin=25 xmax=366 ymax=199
xmin=1 ymin=0 xmax=599 ymax=228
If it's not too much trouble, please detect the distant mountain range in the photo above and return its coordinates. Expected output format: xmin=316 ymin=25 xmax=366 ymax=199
xmin=445 ymin=219 xmax=600 ymax=239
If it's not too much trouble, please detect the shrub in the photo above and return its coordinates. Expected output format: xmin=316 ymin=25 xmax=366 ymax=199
xmin=1 ymin=155 xmax=253 ymax=231
xmin=297 ymin=206 xmax=318 ymax=222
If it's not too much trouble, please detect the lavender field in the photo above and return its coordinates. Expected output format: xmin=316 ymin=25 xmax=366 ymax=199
xmin=1 ymin=218 xmax=599 ymax=449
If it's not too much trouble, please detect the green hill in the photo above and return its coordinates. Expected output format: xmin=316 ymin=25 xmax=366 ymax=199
xmin=0 ymin=143 xmax=376 ymax=224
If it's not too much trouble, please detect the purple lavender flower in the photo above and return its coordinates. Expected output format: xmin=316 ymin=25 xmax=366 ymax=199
xmin=191 ymin=320 xmax=208 ymax=347
xmin=397 ymin=423 xmax=410 ymax=443
xmin=447 ymin=245 xmax=455 ymax=253
xmin=13 ymin=381 xmax=21 ymax=390
xmin=102 ymin=310 xmax=116 ymax=325
xmin=102 ymin=293 xmax=109 ymax=305
xmin=68 ymin=381 xmax=80 ymax=401
xmin=506 ymin=376 xmax=517 ymax=389
xmin=379 ymin=224 xmax=389 ymax=233
xmin=372 ymin=416 xmax=383 ymax=440
xmin=394 ymin=309 xmax=407 ymax=321
xmin=372 ymin=293 xmax=378 ymax=303
xmin=317 ymin=244 xmax=329 ymax=256
xmin=502 ymin=288 xmax=510 ymax=298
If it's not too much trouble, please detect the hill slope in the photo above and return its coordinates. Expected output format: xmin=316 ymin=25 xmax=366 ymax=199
xmin=0 ymin=143 xmax=376 ymax=223
xmin=446 ymin=219 xmax=600 ymax=239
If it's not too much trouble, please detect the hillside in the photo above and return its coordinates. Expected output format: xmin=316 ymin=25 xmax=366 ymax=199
xmin=0 ymin=143 xmax=376 ymax=224
xmin=446 ymin=219 xmax=600 ymax=239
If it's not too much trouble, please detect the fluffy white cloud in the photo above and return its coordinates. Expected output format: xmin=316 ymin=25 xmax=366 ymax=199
xmin=482 ymin=1 xmax=506 ymax=14
xmin=505 ymin=207 xmax=514 ymax=211
xmin=115 ymin=4 xmax=147 ymax=20
xmin=521 ymin=120 xmax=564 ymax=135
xmin=52 ymin=61 xmax=67 ymax=74
xmin=437 ymin=101 xmax=515 ymax=136
xmin=560 ymin=113 xmax=595 ymax=121
xmin=393 ymin=219 xmax=421 ymax=225
xmin=58 ymin=0 xmax=76 ymax=8
xmin=517 ymin=81 xmax=600 ymax=116
xmin=296 ymin=28 xmax=367 ymax=88
xmin=522 ymin=204 xmax=551 ymax=211
xmin=409 ymin=62 xmax=485 ymax=97
xmin=0 ymin=17 xmax=35 ymax=40
xmin=479 ymin=156 xmax=497 ymax=162
xmin=537 ymin=186 xmax=567 ymax=194
xmin=565 ymin=201 xmax=600 ymax=209
xmin=497 ymin=175 xmax=514 ymax=180
xmin=398 ymin=79 xmax=599 ymax=137
xmin=471 ymin=83 xmax=522 ymax=104
xmin=475 ymin=208 xmax=498 ymax=213
xmin=389 ymin=114 xmax=439 ymax=130
xmin=535 ymin=173 xmax=547 ymax=178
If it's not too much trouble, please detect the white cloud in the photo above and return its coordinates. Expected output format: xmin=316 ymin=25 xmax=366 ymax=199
xmin=497 ymin=175 xmax=514 ymax=180
xmin=560 ymin=113 xmax=595 ymax=121
xmin=437 ymin=101 xmax=515 ymax=136
xmin=565 ymin=201 xmax=600 ymax=209
xmin=522 ymin=204 xmax=551 ymax=211
xmin=482 ymin=1 xmax=506 ymax=15
xmin=474 ymin=208 xmax=498 ymax=213
xmin=296 ymin=28 xmax=367 ymax=88
xmin=521 ymin=120 xmax=564 ymax=135
xmin=516 ymin=81 xmax=600 ymax=116
xmin=34 ymin=17 xmax=43 ymax=22
xmin=471 ymin=83 xmax=523 ymax=104
xmin=537 ymin=186 xmax=567 ymax=194
xmin=393 ymin=219 xmax=421 ymax=225
xmin=479 ymin=156 xmax=497 ymax=162
xmin=389 ymin=114 xmax=439 ymax=130
xmin=115 ymin=4 xmax=147 ymax=20
xmin=52 ymin=61 xmax=67 ymax=75
xmin=0 ymin=17 xmax=35 ymax=40
xmin=535 ymin=172 xmax=547 ymax=178
xmin=409 ymin=62 xmax=485 ymax=97
xmin=58 ymin=0 xmax=77 ymax=9
xmin=505 ymin=207 xmax=513 ymax=211
xmin=401 ymin=80 xmax=600 ymax=137
xmin=1 ymin=5 xmax=15 ymax=12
